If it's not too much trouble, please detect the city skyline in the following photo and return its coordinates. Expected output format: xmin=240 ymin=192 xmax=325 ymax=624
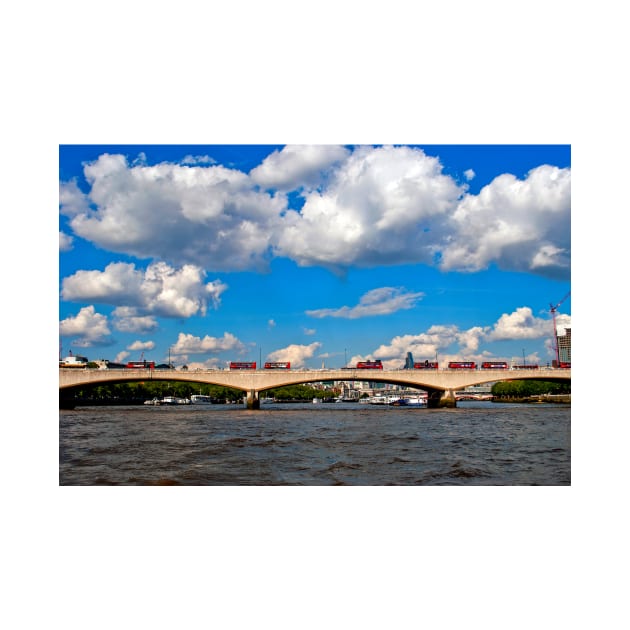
xmin=59 ymin=144 xmax=570 ymax=369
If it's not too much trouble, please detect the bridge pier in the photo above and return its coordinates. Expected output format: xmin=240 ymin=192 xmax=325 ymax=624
xmin=427 ymin=388 xmax=457 ymax=409
xmin=246 ymin=390 xmax=260 ymax=410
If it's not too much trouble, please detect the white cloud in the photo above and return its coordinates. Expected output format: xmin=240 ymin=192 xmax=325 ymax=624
xmin=59 ymin=231 xmax=74 ymax=252
xmin=127 ymin=340 xmax=155 ymax=352
xmin=266 ymin=342 xmax=322 ymax=368
xmin=59 ymin=179 xmax=89 ymax=217
xmin=306 ymin=287 xmax=424 ymax=319
xmin=183 ymin=358 xmax=224 ymax=370
xmin=456 ymin=326 xmax=489 ymax=352
xmin=59 ymin=153 xmax=286 ymax=272
xmin=61 ymin=261 xmax=227 ymax=318
xmin=268 ymin=319 xmax=276 ymax=328
xmin=181 ymin=154 xmax=217 ymax=165
xmin=250 ymin=145 xmax=349 ymax=191
xmin=440 ymin=165 xmax=571 ymax=278
xmin=275 ymin=145 xmax=463 ymax=269
xmin=170 ymin=332 xmax=246 ymax=355
xmin=303 ymin=327 xmax=316 ymax=335
xmin=371 ymin=325 xmax=460 ymax=361
xmin=59 ymin=305 xmax=112 ymax=347
xmin=112 ymin=307 xmax=158 ymax=333
xmin=115 ymin=351 xmax=130 ymax=363
xmin=554 ymin=313 xmax=571 ymax=336
xmin=369 ymin=307 xmax=569 ymax=363
xmin=486 ymin=306 xmax=553 ymax=341
xmin=59 ymin=147 xmax=571 ymax=280
xmin=464 ymin=168 xmax=475 ymax=180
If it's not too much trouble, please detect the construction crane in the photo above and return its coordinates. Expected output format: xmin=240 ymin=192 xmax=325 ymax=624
xmin=550 ymin=291 xmax=571 ymax=365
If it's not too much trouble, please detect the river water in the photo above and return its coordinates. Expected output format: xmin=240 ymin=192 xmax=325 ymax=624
xmin=59 ymin=400 xmax=570 ymax=485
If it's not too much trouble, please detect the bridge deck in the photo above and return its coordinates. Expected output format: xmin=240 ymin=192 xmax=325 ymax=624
xmin=60 ymin=367 xmax=571 ymax=393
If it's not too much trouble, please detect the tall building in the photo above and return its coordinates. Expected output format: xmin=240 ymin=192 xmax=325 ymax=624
xmin=404 ymin=352 xmax=414 ymax=369
xmin=557 ymin=328 xmax=571 ymax=364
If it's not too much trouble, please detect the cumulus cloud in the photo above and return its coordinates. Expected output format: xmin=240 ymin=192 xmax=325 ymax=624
xmin=456 ymin=326 xmax=489 ymax=352
xmin=59 ymin=179 xmax=90 ymax=217
xmin=59 ymin=231 xmax=74 ymax=252
xmin=306 ymin=287 xmax=424 ymax=319
xmin=59 ymin=305 xmax=113 ymax=347
xmin=464 ymin=169 xmax=476 ymax=180
xmin=266 ymin=342 xmax=322 ymax=368
xmin=371 ymin=325 xmax=461 ymax=361
xmin=127 ymin=340 xmax=155 ymax=352
xmin=59 ymin=147 xmax=570 ymax=280
xmin=182 ymin=358 xmax=224 ymax=370
xmin=112 ymin=307 xmax=158 ymax=333
xmin=250 ymin=145 xmax=350 ymax=191
xmin=59 ymin=153 xmax=286 ymax=272
xmin=440 ymin=165 xmax=571 ymax=278
xmin=170 ymin=332 xmax=246 ymax=356
xmin=115 ymin=351 xmax=130 ymax=363
xmin=61 ymin=261 xmax=227 ymax=318
xmin=486 ymin=306 xmax=554 ymax=341
xmin=369 ymin=307 xmax=568 ymax=364
xmin=275 ymin=145 xmax=464 ymax=269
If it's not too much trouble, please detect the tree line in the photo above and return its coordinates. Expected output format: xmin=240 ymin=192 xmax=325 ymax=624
xmin=491 ymin=380 xmax=570 ymax=398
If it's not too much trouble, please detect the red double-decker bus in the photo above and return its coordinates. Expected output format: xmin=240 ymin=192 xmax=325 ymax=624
xmin=413 ymin=361 xmax=439 ymax=370
xmin=481 ymin=361 xmax=508 ymax=369
xmin=264 ymin=362 xmax=291 ymax=369
xmin=229 ymin=362 xmax=256 ymax=370
xmin=125 ymin=361 xmax=155 ymax=369
xmin=448 ymin=361 xmax=477 ymax=369
xmin=356 ymin=360 xmax=383 ymax=369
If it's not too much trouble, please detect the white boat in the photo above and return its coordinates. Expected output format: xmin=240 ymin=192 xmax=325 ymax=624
xmin=389 ymin=396 xmax=427 ymax=407
xmin=190 ymin=394 xmax=214 ymax=404
xmin=161 ymin=396 xmax=191 ymax=405
xmin=368 ymin=396 xmax=390 ymax=405
xmin=144 ymin=398 xmax=162 ymax=406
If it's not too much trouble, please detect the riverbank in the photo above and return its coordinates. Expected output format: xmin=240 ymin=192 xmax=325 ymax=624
xmin=493 ymin=394 xmax=570 ymax=404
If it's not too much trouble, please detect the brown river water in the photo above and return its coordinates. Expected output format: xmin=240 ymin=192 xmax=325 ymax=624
xmin=59 ymin=400 xmax=570 ymax=485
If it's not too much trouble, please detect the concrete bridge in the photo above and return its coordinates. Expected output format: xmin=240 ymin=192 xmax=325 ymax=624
xmin=59 ymin=367 xmax=571 ymax=409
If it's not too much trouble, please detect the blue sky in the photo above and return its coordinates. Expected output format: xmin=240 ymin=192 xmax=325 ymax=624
xmin=59 ymin=144 xmax=570 ymax=369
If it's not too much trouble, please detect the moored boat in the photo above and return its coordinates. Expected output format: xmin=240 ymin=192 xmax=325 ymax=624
xmin=190 ymin=394 xmax=214 ymax=404
xmin=161 ymin=396 xmax=191 ymax=405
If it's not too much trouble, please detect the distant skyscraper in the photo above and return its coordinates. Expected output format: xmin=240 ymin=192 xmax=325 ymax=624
xmin=557 ymin=328 xmax=571 ymax=364
xmin=405 ymin=352 xmax=414 ymax=369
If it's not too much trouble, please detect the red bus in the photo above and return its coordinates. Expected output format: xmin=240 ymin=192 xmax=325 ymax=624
xmin=264 ymin=362 xmax=291 ymax=369
xmin=125 ymin=361 xmax=155 ymax=369
xmin=558 ymin=362 xmax=571 ymax=368
xmin=413 ymin=361 xmax=439 ymax=370
xmin=448 ymin=361 xmax=477 ymax=369
xmin=356 ymin=360 xmax=383 ymax=369
xmin=229 ymin=362 xmax=256 ymax=370
xmin=481 ymin=362 xmax=508 ymax=369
